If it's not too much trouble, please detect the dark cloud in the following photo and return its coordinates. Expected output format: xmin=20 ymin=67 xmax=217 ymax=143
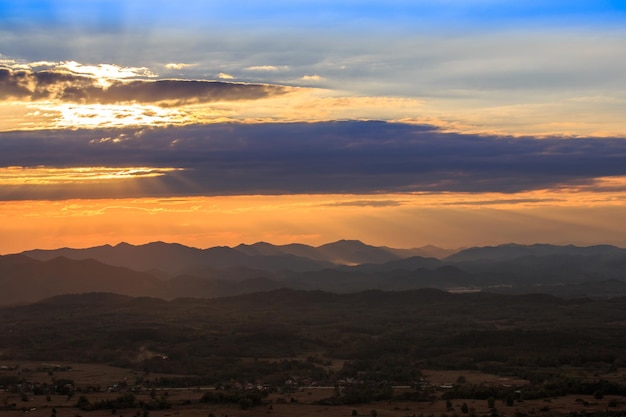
xmin=1 ymin=121 xmax=626 ymax=200
xmin=0 ymin=68 xmax=290 ymax=105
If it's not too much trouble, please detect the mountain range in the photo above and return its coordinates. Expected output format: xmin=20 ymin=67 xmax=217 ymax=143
xmin=2 ymin=240 xmax=626 ymax=305
xmin=20 ymin=239 xmax=452 ymax=274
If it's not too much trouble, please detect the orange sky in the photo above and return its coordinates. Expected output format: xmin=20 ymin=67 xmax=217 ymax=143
xmin=2 ymin=188 xmax=626 ymax=254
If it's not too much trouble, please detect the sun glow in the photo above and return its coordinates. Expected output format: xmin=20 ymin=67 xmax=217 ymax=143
xmin=50 ymin=103 xmax=192 ymax=129
xmin=58 ymin=61 xmax=156 ymax=81
xmin=8 ymin=91 xmax=428 ymax=130
xmin=0 ymin=166 xmax=182 ymax=185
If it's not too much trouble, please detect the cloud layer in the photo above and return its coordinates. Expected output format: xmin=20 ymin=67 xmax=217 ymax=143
xmin=1 ymin=121 xmax=626 ymax=200
xmin=0 ymin=67 xmax=290 ymax=105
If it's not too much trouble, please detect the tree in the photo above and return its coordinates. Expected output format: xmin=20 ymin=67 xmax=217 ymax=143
xmin=76 ymin=395 xmax=91 ymax=410
xmin=446 ymin=399 xmax=453 ymax=411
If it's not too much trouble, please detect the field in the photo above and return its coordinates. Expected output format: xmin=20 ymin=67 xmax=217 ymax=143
xmin=2 ymin=362 xmax=626 ymax=417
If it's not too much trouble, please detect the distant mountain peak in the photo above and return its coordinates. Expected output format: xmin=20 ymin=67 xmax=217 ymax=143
xmin=236 ymin=241 xmax=274 ymax=249
xmin=337 ymin=239 xmax=365 ymax=244
xmin=319 ymin=239 xmax=367 ymax=248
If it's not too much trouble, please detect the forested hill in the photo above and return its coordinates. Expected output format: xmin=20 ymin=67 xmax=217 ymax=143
xmin=1 ymin=289 xmax=625 ymax=376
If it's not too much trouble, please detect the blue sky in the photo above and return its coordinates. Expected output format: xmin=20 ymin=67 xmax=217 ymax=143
xmin=2 ymin=1 xmax=626 ymax=28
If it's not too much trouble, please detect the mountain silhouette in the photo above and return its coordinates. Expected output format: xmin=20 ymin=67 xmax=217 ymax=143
xmin=22 ymin=241 xmax=335 ymax=275
xmin=446 ymin=243 xmax=625 ymax=263
xmin=6 ymin=241 xmax=626 ymax=304
xmin=0 ymin=255 xmax=160 ymax=305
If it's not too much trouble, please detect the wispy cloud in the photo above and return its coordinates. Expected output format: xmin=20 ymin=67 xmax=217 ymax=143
xmin=245 ymin=65 xmax=290 ymax=71
xmin=0 ymin=166 xmax=180 ymax=185
xmin=164 ymin=63 xmax=196 ymax=70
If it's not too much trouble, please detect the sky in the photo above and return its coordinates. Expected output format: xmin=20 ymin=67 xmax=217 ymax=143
xmin=1 ymin=0 xmax=626 ymax=253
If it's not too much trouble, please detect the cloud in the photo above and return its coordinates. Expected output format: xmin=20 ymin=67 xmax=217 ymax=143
xmin=1 ymin=59 xmax=156 ymax=80
xmin=218 ymin=73 xmax=234 ymax=79
xmin=164 ymin=63 xmax=195 ymax=70
xmin=96 ymin=79 xmax=289 ymax=105
xmin=0 ymin=67 xmax=291 ymax=106
xmin=245 ymin=65 xmax=290 ymax=71
xmin=0 ymin=166 xmax=180 ymax=185
xmin=301 ymin=74 xmax=323 ymax=81
xmin=1 ymin=121 xmax=626 ymax=200
xmin=58 ymin=61 xmax=156 ymax=79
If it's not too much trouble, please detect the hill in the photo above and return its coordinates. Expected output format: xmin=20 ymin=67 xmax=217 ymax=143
xmin=21 ymin=241 xmax=335 ymax=275
xmin=6 ymin=241 xmax=626 ymax=304
xmin=22 ymin=240 xmax=451 ymax=275
xmin=0 ymin=255 xmax=160 ymax=305
xmin=1 ymin=289 xmax=625 ymax=378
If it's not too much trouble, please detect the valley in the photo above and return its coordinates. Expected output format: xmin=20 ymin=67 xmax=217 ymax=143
xmin=3 ymin=241 xmax=626 ymax=416
xmin=2 ymin=289 xmax=626 ymax=416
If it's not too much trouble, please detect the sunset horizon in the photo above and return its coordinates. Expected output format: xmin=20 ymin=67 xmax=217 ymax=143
xmin=2 ymin=1 xmax=626 ymax=254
